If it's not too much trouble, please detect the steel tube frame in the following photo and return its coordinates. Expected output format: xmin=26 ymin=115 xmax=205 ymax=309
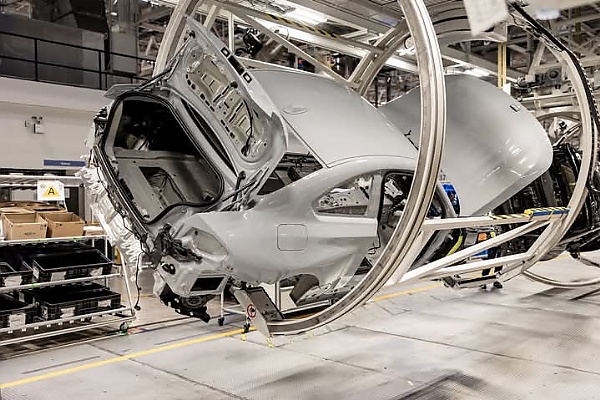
xmin=203 ymin=3 xmax=220 ymax=28
xmin=424 ymin=254 xmax=529 ymax=280
xmin=154 ymin=0 xmax=204 ymax=74
xmin=227 ymin=9 xmax=348 ymax=85
xmin=266 ymin=0 xmax=446 ymax=335
xmin=389 ymin=7 xmax=599 ymax=290
xmin=507 ymin=9 xmax=599 ymax=287
xmin=147 ymin=0 xmax=599 ymax=335
xmin=400 ymin=221 xmax=550 ymax=285
xmin=152 ymin=0 xmax=446 ymax=335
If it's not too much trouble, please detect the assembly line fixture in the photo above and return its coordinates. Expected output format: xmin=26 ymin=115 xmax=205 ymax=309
xmin=138 ymin=0 xmax=600 ymax=334
xmin=156 ymin=0 xmax=446 ymax=335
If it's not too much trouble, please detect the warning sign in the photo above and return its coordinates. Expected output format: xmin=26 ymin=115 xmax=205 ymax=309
xmin=246 ymin=304 xmax=257 ymax=319
xmin=37 ymin=180 xmax=65 ymax=201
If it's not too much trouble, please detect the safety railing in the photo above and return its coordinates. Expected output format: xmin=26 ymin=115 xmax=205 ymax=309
xmin=0 ymin=30 xmax=154 ymax=90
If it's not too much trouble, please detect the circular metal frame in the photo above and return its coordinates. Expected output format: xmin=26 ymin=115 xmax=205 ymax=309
xmin=147 ymin=0 xmax=600 ymax=334
xmin=153 ymin=0 xmax=446 ymax=335
xmin=508 ymin=7 xmax=599 ymax=287
xmin=350 ymin=3 xmax=599 ymax=291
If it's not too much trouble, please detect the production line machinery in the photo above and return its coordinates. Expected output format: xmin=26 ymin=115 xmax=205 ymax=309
xmin=79 ymin=0 xmax=600 ymax=337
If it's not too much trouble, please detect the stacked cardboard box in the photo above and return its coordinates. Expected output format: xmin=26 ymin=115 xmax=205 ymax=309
xmin=0 ymin=207 xmax=34 ymax=215
xmin=83 ymin=223 xmax=105 ymax=237
xmin=39 ymin=212 xmax=85 ymax=238
xmin=2 ymin=213 xmax=48 ymax=240
xmin=0 ymin=202 xmax=94 ymax=240
xmin=26 ymin=204 xmax=65 ymax=213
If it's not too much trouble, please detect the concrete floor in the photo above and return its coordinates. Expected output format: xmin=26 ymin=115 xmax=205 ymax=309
xmin=2 ymin=255 xmax=600 ymax=399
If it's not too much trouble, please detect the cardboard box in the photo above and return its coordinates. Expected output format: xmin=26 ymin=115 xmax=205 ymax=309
xmin=0 ymin=201 xmax=64 ymax=213
xmin=25 ymin=204 xmax=65 ymax=212
xmin=2 ymin=214 xmax=48 ymax=240
xmin=84 ymin=224 xmax=105 ymax=236
xmin=0 ymin=207 xmax=35 ymax=215
xmin=40 ymin=212 xmax=85 ymax=238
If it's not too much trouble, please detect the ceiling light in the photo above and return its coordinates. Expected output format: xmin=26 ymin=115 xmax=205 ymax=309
xmin=463 ymin=67 xmax=491 ymax=78
xmin=286 ymin=7 xmax=327 ymax=25
xmin=534 ymin=9 xmax=560 ymax=20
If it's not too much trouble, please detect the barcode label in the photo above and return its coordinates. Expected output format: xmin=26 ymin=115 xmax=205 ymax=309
xmin=98 ymin=300 xmax=112 ymax=308
xmin=9 ymin=313 xmax=26 ymax=328
xmin=51 ymin=271 xmax=67 ymax=282
xmin=61 ymin=307 xmax=75 ymax=317
xmin=4 ymin=275 xmax=22 ymax=287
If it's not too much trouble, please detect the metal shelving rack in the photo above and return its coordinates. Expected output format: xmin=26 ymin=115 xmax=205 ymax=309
xmin=0 ymin=174 xmax=136 ymax=346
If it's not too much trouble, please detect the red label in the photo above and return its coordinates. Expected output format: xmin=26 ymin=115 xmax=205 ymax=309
xmin=246 ymin=304 xmax=257 ymax=319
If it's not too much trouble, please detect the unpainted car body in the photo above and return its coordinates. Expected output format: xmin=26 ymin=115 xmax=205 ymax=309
xmin=85 ymin=19 xmax=555 ymax=319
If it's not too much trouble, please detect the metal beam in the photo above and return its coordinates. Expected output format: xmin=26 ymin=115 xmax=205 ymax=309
xmin=424 ymin=254 xmax=529 ymax=280
xmin=219 ymin=1 xmax=380 ymax=54
xmin=498 ymin=41 xmax=507 ymax=88
xmin=203 ymin=3 xmax=220 ymax=28
xmin=342 ymin=29 xmax=371 ymax=39
xmin=441 ymin=46 xmax=522 ymax=80
xmin=141 ymin=22 xmax=167 ymax=33
xmin=227 ymin=11 xmax=234 ymax=51
xmin=140 ymin=5 xmax=172 ymax=22
xmin=555 ymin=13 xmax=600 ymax=28
xmin=532 ymin=55 xmax=600 ymax=73
xmin=280 ymin=0 xmax=396 ymax=33
xmin=253 ymin=19 xmax=418 ymax=73
xmin=528 ymin=42 xmax=546 ymax=75
xmin=400 ymin=221 xmax=550 ymax=285
xmin=229 ymin=10 xmax=348 ymax=85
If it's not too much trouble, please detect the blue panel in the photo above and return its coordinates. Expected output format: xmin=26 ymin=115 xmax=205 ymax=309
xmin=43 ymin=160 xmax=85 ymax=168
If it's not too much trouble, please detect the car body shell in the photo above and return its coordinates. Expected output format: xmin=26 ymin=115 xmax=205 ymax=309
xmin=87 ymin=20 xmax=554 ymax=304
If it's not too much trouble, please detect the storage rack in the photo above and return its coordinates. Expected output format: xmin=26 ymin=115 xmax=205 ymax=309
xmin=0 ymin=173 xmax=84 ymax=188
xmin=0 ymin=174 xmax=136 ymax=346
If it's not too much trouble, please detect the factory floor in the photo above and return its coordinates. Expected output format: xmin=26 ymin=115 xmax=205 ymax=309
xmin=2 ymin=254 xmax=600 ymax=400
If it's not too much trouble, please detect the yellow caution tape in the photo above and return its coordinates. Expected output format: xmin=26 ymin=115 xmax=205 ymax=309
xmin=490 ymin=213 xmax=529 ymax=220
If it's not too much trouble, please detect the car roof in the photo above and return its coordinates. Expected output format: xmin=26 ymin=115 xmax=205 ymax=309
xmin=251 ymin=69 xmax=418 ymax=168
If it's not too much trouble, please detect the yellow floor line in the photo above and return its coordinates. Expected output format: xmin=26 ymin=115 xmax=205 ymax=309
xmin=0 ymin=328 xmax=249 ymax=389
xmin=0 ymin=284 xmax=438 ymax=389
xmin=371 ymin=284 xmax=442 ymax=302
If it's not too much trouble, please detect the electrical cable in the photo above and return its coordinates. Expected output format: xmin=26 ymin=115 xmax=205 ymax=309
xmin=368 ymin=231 xmax=381 ymax=255
xmin=241 ymin=102 xmax=256 ymax=157
xmin=133 ymin=252 xmax=143 ymax=311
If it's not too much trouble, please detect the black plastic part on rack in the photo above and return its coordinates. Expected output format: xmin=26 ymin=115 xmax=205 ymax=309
xmin=0 ymin=249 xmax=34 ymax=287
xmin=0 ymin=294 xmax=35 ymax=328
xmin=29 ymin=283 xmax=122 ymax=321
xmin=29 ymin=248 xmax=113 ymax=283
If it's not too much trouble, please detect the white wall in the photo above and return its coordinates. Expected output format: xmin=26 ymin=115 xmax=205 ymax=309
xmin=0 ymin=77 xmax=108 ymax=169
